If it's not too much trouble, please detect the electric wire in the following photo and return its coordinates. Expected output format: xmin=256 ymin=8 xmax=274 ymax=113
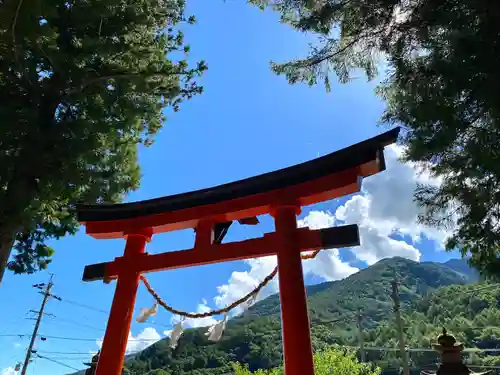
xmin=13 ymin=332 xmax=500 ymax=352
xmin=34 ymin=353 xmax=80 ymax=371
xmin=36 ymin=334 xmax=160 ymax=342
xmin=56 ymin=297 xmax=109 ymax=315
xmin=16 ymin=275 xmax=500 ymax=373
xmin=53 ymin=294 xmax=172 ymax=330
xmin=44 ymin=315 xmax=106 ymax=332
xmin=36 ymin=350 xmax=98 ymax=355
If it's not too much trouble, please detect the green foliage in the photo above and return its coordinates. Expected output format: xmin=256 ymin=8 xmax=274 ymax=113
xmin=366 ymin=282 xmax=500 ymax=372
xmin=231 ymin=346 xmax=381 ymax=375
xmin=251 ymin=0 xmax=500 ymax=278
xmin=72 ymin=257 xmax=500 ymax=375
xmin=0 ymin=0 xmax=206 ymax=277
xmin=248 ymin=0 xmax=395 ymax=91
xmin=149 ymin=370 xmax=171 ymax=375
xmin=377 ymin=0 xmax=500 ymax=280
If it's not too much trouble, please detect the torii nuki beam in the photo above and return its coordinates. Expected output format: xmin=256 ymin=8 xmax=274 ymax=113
xmin=77 ymin=128 xmax=400 ymax=375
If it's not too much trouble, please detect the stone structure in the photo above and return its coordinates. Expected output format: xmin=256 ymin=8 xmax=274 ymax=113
xmin=421 ymin=328 xmax=492 ymax=375
xmin=433 ymin=328 xmax=470 ymax=375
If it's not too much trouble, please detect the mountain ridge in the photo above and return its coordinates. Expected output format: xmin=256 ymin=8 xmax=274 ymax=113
xmin=67 ymin=257 xmax=480 ymax=375
xmin=244 ymin=257 xmax=476 ymax=320
xmin=441 ymin=258 xmax=480 ymax=281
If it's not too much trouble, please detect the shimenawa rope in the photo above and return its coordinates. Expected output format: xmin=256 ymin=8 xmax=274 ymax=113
xmin=140 ymin=249 xmax=321 ymax=319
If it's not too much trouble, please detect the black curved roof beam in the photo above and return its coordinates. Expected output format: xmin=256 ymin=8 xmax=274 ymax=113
xmin=76 ymin=127 xmax=400 ymax=237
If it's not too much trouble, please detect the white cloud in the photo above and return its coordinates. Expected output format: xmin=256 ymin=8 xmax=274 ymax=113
xmin=187 ymin=143 xmax=451 ymax=325
xmin=210 ymin=210 xmax=360 ymax=316
xmin=95 ymin=307 xmax=220 ymax=354
xmin=302 ymin=248 xmax=359 ymax=280
xmin=126 ymin=327 xmax=162 ymax=354
xmin=96 ymin=327 xmax=162 ymax=354
xmin=214 ymin=256 xmax=279 ymax=314
xmin=196 ymin=300 xmax=218 ymax=325
xmin=335 ymin=194 xmax=421 ymax=265
xmin=297 ymin=210 xmax=335 ymax=230
xmin=172 ymin=299 xmax=219 ymax=328
xmin=334 ymin=144 xmax=450 ymax=265
xmin=2 ymin=367 xmax=18 ymax=375
xmin=297 ymin=211 xmax=359 ymax=280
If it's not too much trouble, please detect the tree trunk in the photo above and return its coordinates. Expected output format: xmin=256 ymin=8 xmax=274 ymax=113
xmin=0 ymin=171 xmax=40 ymax=285
xmin=0 ymin=79 xmax=62 ymax=285
xmin=0 ymin=230 xmax=17 ymax=285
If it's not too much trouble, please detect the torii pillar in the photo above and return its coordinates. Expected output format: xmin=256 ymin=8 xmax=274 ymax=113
xmin=77 ymin=128 xmax=400 ymax=375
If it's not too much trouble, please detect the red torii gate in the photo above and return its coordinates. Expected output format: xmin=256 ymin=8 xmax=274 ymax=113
xmin=77 ymin=128 xmax=399 ymax=375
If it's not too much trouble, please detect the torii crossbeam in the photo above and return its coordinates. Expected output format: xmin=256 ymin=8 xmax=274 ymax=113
xmin=77 ymin=128 xmax=400 ymax=375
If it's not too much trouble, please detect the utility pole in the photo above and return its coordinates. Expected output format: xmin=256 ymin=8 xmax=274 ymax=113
xmin=357 ymin=309 xmax=365 ymax=362
xmin=21 ymin=275 xmax=54 ymax=375
xmin=391 ymin=276 xmax=410 ymax=375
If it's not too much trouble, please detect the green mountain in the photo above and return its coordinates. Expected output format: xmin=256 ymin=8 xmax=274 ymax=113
xmin=441 ymin=258 xmax=480 ymax=282
xmin=69 ymin=258 xmax=498 ymax=375
xmin=244 ymin=257 xmax=472 ymax=324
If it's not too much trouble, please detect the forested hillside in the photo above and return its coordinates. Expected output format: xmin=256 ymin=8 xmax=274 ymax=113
xmin=441 ymin=259 xmax=480 ymax=282
xmin=364 ymin=282 xmax=500 ymax=373
xmin=68 ymin=258 xmax=498 ymax=375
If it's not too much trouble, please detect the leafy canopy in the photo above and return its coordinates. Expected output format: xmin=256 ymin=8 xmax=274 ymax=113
xmin=0 ymin=0 xmax=206 ymax=278
xmin=250 ymin=0 xmax=500 ymax=277
xmin=232 ymin=346 xmax=381 ymax=375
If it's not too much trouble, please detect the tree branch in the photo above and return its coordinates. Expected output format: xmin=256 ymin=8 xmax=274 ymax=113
xmin=65 ymin=72 xmax=188 ymax=96
xmin=37 ymin=44 xmax=58 ymax=74
xmin=11 ymin=0 xmax=32 ymax=86
xmin=293 ymin=29 xmax=385 ymax=69
xmin=11 ymin=0 xmax=24 ymax=45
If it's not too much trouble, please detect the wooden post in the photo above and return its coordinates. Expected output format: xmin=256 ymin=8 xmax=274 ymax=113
xmin=96 ymin=231 xmax=151 ymax=375
xmin=357 ymin=310 xmax=366 ymax=363
xmin=273 ymin=206 xmax=315 ymax=375
xmin=391 ymin=278 xmax=410 ymax=375
xmin=21 ymin=275 xmax=53 ymax=375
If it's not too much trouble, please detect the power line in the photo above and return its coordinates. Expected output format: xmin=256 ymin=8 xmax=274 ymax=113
xmin=0 ymin=334 xmax=32 ymax=338
xmin=45 ymin=315 xmax=105 ymax=332
xmin=57 ymin=297 xmax=109 ymax=315
xmin=0 ymin=311 xmax=32 ymax=336
xmin=39 ymin=356 xmax=91 ymax=361
xmin=4 ymin=273 xmax=495 ymax=373
xmin=463 ymin=284 xmax=500 ymax=294
xmin=341 ymin=346 xmax=500 ymax=353
xmin=0 ymin=314 xmax=33 ymax=369
xmin=34 ymin=354 xmax=80 ymax=371
xmin=21 ymin=274 xmax=57 ymax=375
xmin=36 ymin=334 xmax=161 ymax=342
xmin=0 ymin=333 xmax=161 ymax=342
xmin=53 ymin=294 xmax=173 ymax=330
xmin=5 ymin=331 xmax=500 ymax=353
xmin=36 ymin=350 xmax=96 ymax=355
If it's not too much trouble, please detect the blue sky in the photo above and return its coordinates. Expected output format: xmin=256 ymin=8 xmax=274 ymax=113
xmin=0 ymin=1 xmax=460 ymax=374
